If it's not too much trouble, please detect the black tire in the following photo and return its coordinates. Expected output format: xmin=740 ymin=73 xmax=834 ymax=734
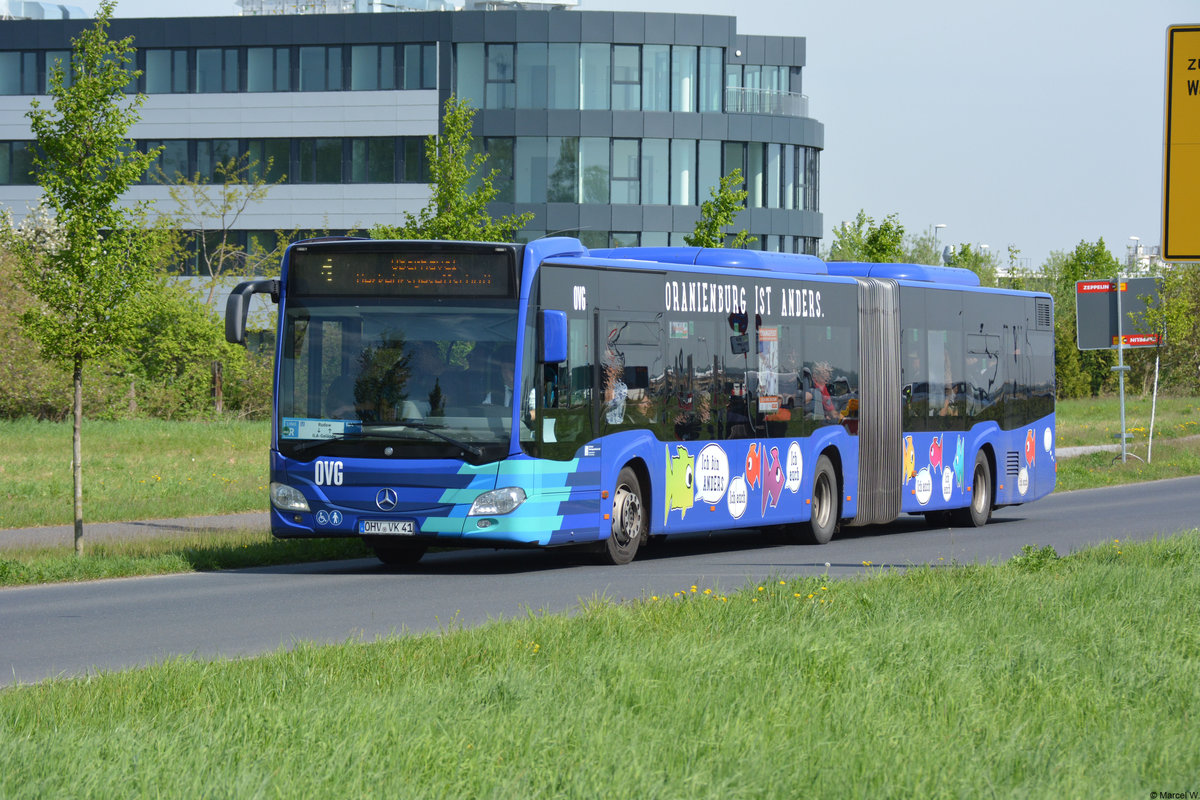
xmin=952 ymin=450 xmax=992 ymax=527
xmin=602 ymin=466 xmax=645 ymax=565
xmin=805 ymin=454 xmax=839 ymax=544
xmin=364 ymin=537 xmax=427 ymax=566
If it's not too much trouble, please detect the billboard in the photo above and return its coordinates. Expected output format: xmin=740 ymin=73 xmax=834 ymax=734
xmin=1075 ymin=278 xmax=1162 ymax=351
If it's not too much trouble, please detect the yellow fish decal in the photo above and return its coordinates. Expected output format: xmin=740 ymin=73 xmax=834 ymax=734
xmin=903 ymin=435 xmax=916 ymax=484
xmin=664 ymin=444 xmax=695 ymax=524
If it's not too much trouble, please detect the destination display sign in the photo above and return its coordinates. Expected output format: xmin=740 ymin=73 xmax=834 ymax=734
xmin=288 ymin=243 xmax=517 ymax=297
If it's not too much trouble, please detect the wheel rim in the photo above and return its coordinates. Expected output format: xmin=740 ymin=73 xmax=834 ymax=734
xmin=813 ymin=472 xmax=831 ymax=529
xmin=972 ymin=465 xmax=987 ymax=514
xmin=613 ymin=483 xmax=642 ymax=546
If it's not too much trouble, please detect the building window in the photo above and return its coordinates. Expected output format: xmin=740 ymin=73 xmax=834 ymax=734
xmin=580 ymin=137 xmax=609 ymax=204
xmin=0 ymin=52 xmax=38 ymax=95
xmin=747 ymin=141 xmax=766 ymax=209
xmin=611 ymin=138 xmax=639 ymax=204
xmin=671 ymin=46 xmax=697 ymax=112
xmin=350 ymin=137 xmax=395 ymax=183
xmin=402 ymin=136 xmax=428 ymax=183
xmin=804 ymin=146 xmax=820 ymax=212
xmin=145 ymin=49 xmax=187 ymax=94
xmin=350 ymin=45 xmax=396 ymax=91
xmin=670 ymin=139 xmax=696 ymax=206
xmin=299 ymin=46 xmax=342 ymax=92
xmin=485 ymin=44 xmax=515 ymax=109
xmin=514 ymin=136 xmax=545 ymax=204
xmin=547 ymin=136 xmax=578 ymax=203
xmin=454 ymin=43 xmax=483 ymax=107
xmin=142 ymin=139 xmax=189 ymax=182
xmin=247 ymin=139 xmax=290 ymax=183
xmin=0 ymin=141 xmax=36 ymax=185
xmin=547 ymin=43 xmax=579 ymax=110
xmin=642 ymin=44 xmax=669 ymax=112
xmin=484 ymin=137 xmax=515 ymax=201
xmin=699 ymin=47 xmax=722 ymax=112
xmin=610 ymin=232 xmax=639 ymax=248
xmin=580 ymin=43 xmax=610 ymax=111
xmin=196 ymin=48 xmax=238 ymax=93
xmin=516 ymin=43 xmax=547 ymax=108
xmin=247 ymin=47 xmax=289 ymax=92
xmin=198 ymin=139 xmax=239 ymax=181
xmin=642 ymin=138 xmax=668 ymax=205
xmin=404 ymin=43 xmax=437 ymax=90
xmin=698 ymin=140 xmax=720 ymax=201
xmin=298 ymin=138 xmax=342 ymax=182
xmin=612 ymin=45 xmax=640 ymax=111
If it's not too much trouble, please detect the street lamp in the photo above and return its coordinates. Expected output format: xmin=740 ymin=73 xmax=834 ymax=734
xmin=934 ymin=224 xmax=947 ymax=264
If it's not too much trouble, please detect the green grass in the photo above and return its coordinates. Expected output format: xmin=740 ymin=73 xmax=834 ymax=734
xmin=0 ymin=418 xmax=269 ymax=529
xmin=2 ymin=533 xmax=1197 ymax=797
xmin=0 ymin=530 xmax=369 ymax=587
xmin=1055 ymin=393 xmax=1200 ymax=447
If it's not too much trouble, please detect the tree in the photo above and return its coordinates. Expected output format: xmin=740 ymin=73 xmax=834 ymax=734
xmin=828 ymin=210 xmax=905 ymax=262
xmin=684 ymin=168 xmax=756 ymax=248
xmin=165 ymin=151 xmax=292 ymax=303
xmin=371 ymin=95 xmax=533 ymax=241
xmin=11 ymin=0 xmax=165 ymax=554
xmin=904 ymin=225 xmax=943 ymax=266
xmin=944 ymin=243 xmax=1000 ymax=287
xmin=1041 ymin=239 xmax=1121 ymax=398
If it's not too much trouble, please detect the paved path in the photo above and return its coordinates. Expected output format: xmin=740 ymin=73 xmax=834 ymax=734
xmin=0 ymin=511 xmax=269 ymax=551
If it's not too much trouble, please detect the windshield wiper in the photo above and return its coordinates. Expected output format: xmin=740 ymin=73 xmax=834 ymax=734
xmin=288 ymin=423 xmax=483 ymax=459
xmin=376 ymin=421 xmax=484 ymax=458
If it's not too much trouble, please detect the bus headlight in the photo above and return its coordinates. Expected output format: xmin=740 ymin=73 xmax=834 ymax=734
xmin=468 ymin=487 xmax=526 ymax=516
xmin=270 ymin=482 xmax=310 ymax=512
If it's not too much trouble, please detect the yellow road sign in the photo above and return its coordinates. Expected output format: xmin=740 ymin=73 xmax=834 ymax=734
xmin=1164 ymin=25 xmax=1200 ymax=261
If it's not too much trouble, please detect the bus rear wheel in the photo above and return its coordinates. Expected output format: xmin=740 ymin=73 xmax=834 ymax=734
xmin=952 ymin=450 xmax=992 ymax=527
xmin=602 ymin=466 xmax=645 ymax=565
xmin=805 ymin=454 xmax=839 ymax=545
xmin=364 ymin=537 xmax=428 ymax=566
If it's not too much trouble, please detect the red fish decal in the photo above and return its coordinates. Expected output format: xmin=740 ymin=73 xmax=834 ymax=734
xmin=929 ymin=434 xmax=944 ymax=474
xmin=761 ymin=446 xmax=785 ymax=514
xmin=745 ymin=443 xmax=761 ymax=490
xmin=1025 ymin=429 xmax=1036 ymax=467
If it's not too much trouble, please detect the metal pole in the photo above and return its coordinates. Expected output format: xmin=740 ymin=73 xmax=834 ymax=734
xmin=1149 ymin=349 xmax=1160 ymax=464
xmin=1114 ymin=275 xmax=1130 ymax=463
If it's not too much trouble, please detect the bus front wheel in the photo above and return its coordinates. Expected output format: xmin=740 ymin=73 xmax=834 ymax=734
xmin=952 ymin=450 xmax=992 ymax=527
xmin=603 ymin=466 xmax=646 ymax=565
xmin=806 ymin=454 xmax=839 ymax=545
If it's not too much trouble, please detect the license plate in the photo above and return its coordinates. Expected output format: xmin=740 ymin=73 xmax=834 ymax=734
xmin=358 ymin=519 xmax=417 ymax=535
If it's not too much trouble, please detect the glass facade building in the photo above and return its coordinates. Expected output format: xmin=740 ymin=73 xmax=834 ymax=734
xmin=0 ymin=9 xmax=824 ymax=265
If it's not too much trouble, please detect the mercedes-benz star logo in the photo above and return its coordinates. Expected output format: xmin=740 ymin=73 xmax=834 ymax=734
xmin=375 ymin=488 xmax=398 ymax=511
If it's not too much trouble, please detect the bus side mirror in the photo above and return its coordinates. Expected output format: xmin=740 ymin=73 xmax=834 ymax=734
xmin=539 ymin=309 xmax=568 ymax=364
xmin=225 ymin=279 xmax=278 ymax=345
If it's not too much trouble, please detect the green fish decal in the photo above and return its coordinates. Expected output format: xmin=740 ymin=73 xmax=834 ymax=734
xmin=664 ymin=443 xmax=695 ymax=524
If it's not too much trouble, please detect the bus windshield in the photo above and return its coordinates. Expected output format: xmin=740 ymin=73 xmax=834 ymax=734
xmin=277 ymin=296 xmax=519 ymax=463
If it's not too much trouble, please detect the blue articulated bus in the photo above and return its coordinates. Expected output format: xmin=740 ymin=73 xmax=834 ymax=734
xmin=226 ymin=237 xmax=1056 ymax=566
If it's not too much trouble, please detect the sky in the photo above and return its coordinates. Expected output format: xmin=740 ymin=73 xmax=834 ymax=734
xmin=78 ymin=0 xmax=1196 ymax=268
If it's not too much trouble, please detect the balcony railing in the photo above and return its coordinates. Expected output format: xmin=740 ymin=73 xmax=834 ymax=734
xmin=725 ymin=86 xmax=808 ymax=118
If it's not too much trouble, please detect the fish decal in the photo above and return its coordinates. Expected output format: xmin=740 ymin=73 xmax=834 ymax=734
xmin=745 ymin=442 xmax=762 ymax=490
xmin=903 ymin=435 xmax=916 ymax=485
xmin=953 ymin=436 xmax=965 ymax=491
xmin=929 ymin=434 xmax=944 ymax=474
xmin=1025 ymin=428 xmax=1036 ymax=467
xmin=762 ymin=446 xmax=785 ymax=515
xmin=664 ymin=444 xmax=695 ymax=524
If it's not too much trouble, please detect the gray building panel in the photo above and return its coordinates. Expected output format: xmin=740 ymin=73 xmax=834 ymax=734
xmin=545 ymin=204 xmax=580 ymax=233
xmin=611 ymin=112 xmax=645 ymax=139
xmin=643 ymin=13 xmax=674 ymax=45
xmin=703 ymin=15 xmax=735 ymax=48
xmin=727 ymin=115 xmax=753 ymax=140
xmin=612 ymin=12 xmax=645 ymax=44
xmin=578 ymin=204 xmax=611 ymax=232
xmin=644 ymin=206 xmax=674 ymax=232
xmin=745 ymin=36 xmax=764 ymax=64
xmin=483 ymin=11 xmax=519 ymax=42
xmin=578 ymin=111 xmax=612 ymax=138
xmin=764 ymin=37 xmax=784 ymax=67
xmin=545 ymin=11 xmax=581 ymax=42
xmin=610 ymin=205 xmax=642 ymax=232
xmin=700 ymin=114 xmax=729 ymax=141
xmin=673 ymin=14 xmax=703 ymax=46
xmin=545 ymin=110 xmax=581 ymax=137
xmin=451 ymin=11 xmax=485 ymax=42
xmin=642 ymin=113 xmax=674 ymax=139
xmin=579 ymin=12 xmax=614 ymax=43
xmin=672 ymin=113 xmax=702 ymax=140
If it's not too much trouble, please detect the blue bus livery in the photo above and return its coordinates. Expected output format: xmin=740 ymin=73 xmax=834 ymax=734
xmin=226 ymin=237 xmax=1056 ymax=565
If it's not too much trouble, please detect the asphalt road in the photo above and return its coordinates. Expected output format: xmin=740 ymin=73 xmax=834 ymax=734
xmin=3 ymin=475 xmax=1199 ymax=688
